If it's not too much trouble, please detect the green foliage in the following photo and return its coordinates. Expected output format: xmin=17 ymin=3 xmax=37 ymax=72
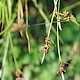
xmin=0 ymin=0 xmax=80 ymax=80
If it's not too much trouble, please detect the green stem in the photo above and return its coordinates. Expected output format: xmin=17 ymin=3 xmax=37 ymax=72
xmin=73 ymin=21 xmax=80 ymax=27
xmin=1 ymin=32 xmax=10 ymax=80
xmin=0 ymin=13 xmax=16 ymax=35
xmin=57 ymin=22 xmax=61 ymax=61
xmin=9 ymin=33 xmax=18 ymax=69
xmin=28 ymin=20 xmax=69 ymax=27
xmin=32 ymin=0 xmax=64 ymax=44
xmin=57 ymin=0 xmax=62 ymax=62
xmin=9 ymin=33 xmax=23 ymax=75
xmin=1 ymin=5 xmax=4 ymax=31
xmin=7 ymin=0 xmax=12 ymax=19
xmin=47 ymin=8 xmax=56 ymax=37
xmin=61 ymin=1 xmax=80 ymax=11
xmin=57 ymin=1 xmax=65 ymax=79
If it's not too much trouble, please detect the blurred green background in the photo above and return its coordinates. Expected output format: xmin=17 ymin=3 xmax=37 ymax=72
xmin=0 ymin=0 xmax=80 ymax=80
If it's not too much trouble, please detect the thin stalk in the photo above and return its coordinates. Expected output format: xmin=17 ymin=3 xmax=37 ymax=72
xmin=1 ymin=5 xmax=4 ymax=31
xmin=25 ymin=0 xmax=31 ymax=53
xmin=57 ymin=22 xmax=61 ymax=61
xmin=1 ymin=32 xmax=10 ymax=80
xmin=57 ymin=0 xmax=62 ymax=61
xmin=47 ymin=8 xmax=56 ymax=37
xmin=57 ymin=0 xmax=65 ymax=80
xmin=9 ymin=33 xmax=23 ymax=74
xmin=32 ymin=0 xmax=64 ymax=44
xmin=0 ymin=6 xmax=1 ymax=19
xmin=61 ymin=72 xmax=65 ymax=80
xmin=1 ymin=3 xmax=11 ymax=79
xmin=29 ymin=20 xmax=69 ymax=27
xmin=41 ymin=53 xmax=46 ymax=64
xmin=0 ymin=13 xmax=16 ymax=35
xmin=49 ymin=0 xmax=60 ymax=38
xmin=18 ymin=0 xmax=24 ymax=36
xmin=9 ymin=33 xmax=18 ymax=69
xmin=25 ymin=0 xmax=28 ymax=26
xmin=73 ymin=21 xmax=80 ymax=27
xmin=5 ymin=5 xmax=9 ymax=24
xmin=0 ymin=1 xmax=17 ymax=36
xmin=26 ymin=29 xmax=30 ymax=53
xmin=7 ymin=0 xmax=12 ymax=19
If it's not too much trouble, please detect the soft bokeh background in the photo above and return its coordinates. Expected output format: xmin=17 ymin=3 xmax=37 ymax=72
xmin=0 ymin=0 xmax=80 ymax=80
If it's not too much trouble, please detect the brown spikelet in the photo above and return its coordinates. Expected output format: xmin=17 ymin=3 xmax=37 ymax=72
xmin=57 ymin=60 xmax=71 ymax=74
xmin=14 ymin=69 xmax=24 ymax=80
xmin=40 ymin=37 xmax=50 ymax=64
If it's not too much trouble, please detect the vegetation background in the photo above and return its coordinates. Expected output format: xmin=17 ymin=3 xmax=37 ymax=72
xmin=0 ymin=0 xmax=80 ymax=80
